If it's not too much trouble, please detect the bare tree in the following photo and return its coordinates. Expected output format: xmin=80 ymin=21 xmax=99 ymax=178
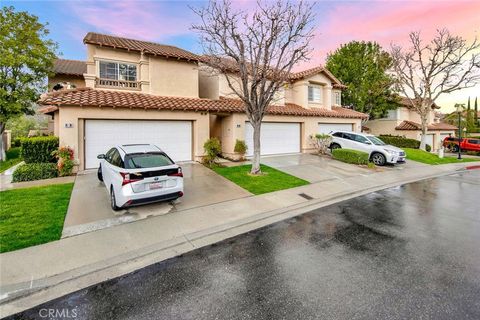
xmin=390 ymin=29 xmax=480 ymax=150
xmin=191 ymin=0 xmax=315 ymax=174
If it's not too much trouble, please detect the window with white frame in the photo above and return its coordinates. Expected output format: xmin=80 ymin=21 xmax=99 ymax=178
xmin=308 ymin=85 xmax=322 ymax=103
xmin=333 ymin=91 xmax=341 ymax=105
xmin=99 ymin=61 xmax=137 ymax=82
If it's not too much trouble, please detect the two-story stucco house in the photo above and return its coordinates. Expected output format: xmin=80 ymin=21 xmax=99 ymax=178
xmin=39 ymin=32 xmax=367 ymax=170
xmin=364 ymin=97 xmax=457 ymax=151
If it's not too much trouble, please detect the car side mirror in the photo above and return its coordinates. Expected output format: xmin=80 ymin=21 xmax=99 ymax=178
xmin=97 ymin=154 xmax=105 ymax=159
xmin=364 ymin=141 xmax=372 ymax=145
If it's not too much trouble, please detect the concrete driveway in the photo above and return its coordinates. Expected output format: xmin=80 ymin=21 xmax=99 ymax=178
xmin=62 ymin=163 xmax=251 ymax=237
xmin=258 ymin=153 xmax=427 ymax=183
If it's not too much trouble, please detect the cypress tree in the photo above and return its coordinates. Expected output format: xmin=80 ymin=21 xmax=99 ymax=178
xmin=475 ymin=97 xmax=478 ymax=127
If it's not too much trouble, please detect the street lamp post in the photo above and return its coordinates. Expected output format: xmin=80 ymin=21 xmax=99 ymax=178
xmin=455 ymin=103 xmax=465 ymax=160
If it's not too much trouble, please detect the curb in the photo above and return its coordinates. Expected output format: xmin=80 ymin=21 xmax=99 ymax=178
xmin=0 ymin=165 xmax=475 ymax=317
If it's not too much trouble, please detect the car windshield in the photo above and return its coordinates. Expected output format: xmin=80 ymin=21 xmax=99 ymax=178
xmin=124 ymin=152 xmax=173 ymax=169
xmin=367 ymin=136 xmax=386 ymax=146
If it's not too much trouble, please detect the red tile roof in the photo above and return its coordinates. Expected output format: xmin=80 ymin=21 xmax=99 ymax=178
xmin=395 ymin=120 xmax=457 ymax=131
xmin=398 ymin=97 xmax=441 ymax=109
xmin=53 ymin=59 xmax=87 ymax=76
xmin=83 ymin=32 xmax=200 ymax=62
xmin=289 ymin=66 xmax=346 ymax=88
xmin=38 ymin=88 xmax=368 ymax=119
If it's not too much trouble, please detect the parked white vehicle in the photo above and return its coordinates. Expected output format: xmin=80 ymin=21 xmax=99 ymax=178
xmin=329 ymin=131 xmax=406 ymax=166
xmin=97 ymin=144 xmax=184 ymax=210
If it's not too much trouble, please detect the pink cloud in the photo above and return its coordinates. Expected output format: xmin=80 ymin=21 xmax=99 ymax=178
xmin=297 ymin=0 xmax=480 ymax=69
xmin=67 ymin=1 xmax=192 ymax=41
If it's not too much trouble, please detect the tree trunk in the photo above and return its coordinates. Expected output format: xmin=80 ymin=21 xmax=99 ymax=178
xmin=419 ymin=114 xmax=428 ymax=151
xmin=251 ymin=121 xmax=262 ymax=175
xmin=0 ymin=122 xmax=6 ymax=161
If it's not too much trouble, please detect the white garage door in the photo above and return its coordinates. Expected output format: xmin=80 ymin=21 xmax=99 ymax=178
xmin=245 ymin=122 xmax=300 ymax=156
xmin=318 ymin=123 xmax=353 ymax=134
xmin=421 ymin=134 xmax=434 ymax=150
xmin=85 ymin=120 xmax=192 ymax=169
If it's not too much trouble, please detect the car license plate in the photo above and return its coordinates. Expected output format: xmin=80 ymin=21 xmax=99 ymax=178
xmin=150 ymin=182 xmax=163 ymax=190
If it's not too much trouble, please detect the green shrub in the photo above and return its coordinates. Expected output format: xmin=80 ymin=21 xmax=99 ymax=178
xmin=12 ymin=163 xmax=58 ymax=182
xmin=21 ymin=136 xmax=59 ymax=163
xmin=203 ymin=137 xmax=222 ymax=167
xmin=379 ymin=135 xmax=420 ymax=149
xmin=6 ymin=147 xmax=21 ymax=160
xmin=234 ymin=139 xmax=248 ymax=155
xmin=12 ymin=138 xmax=22 ymax=147
xmin=332 ymin=149 xmax=370 ymax=165
xmin=426 ymin=144 xmax=431 ymax=152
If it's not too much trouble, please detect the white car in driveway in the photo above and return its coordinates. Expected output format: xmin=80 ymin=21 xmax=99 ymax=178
xmin=329 ymin=131 xmax=406 ymax=166
xmin=97 ymin=144 xmax=184 ymax=210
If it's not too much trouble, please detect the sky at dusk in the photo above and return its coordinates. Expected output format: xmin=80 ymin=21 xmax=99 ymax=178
xmin=5 ymin=0 xmax=480 ymax=112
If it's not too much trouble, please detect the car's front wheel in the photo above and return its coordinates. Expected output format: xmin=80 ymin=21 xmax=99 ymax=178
xmin=110 ymin=186 xmax=120 ymax=211
xmin=371 ymin=152 xmax=386 ymax=166
xmin=451 ymin=145 xmax=459 ymax=153
xmin=97 ymin=166 xmax=103 ymax=182
xmin=330 ymin=143 xmax=341 ymax=150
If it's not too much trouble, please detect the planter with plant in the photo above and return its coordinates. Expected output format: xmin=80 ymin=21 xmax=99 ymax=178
xmin=233 ymin=139 xmax=248 ymax=161
xmin=202 ymin=137 xmax=222 ymax=167
xmin=310 ymin=134 xmax=332 ymax=155
xmin=52 ymin=146 xmax=75 ymax=176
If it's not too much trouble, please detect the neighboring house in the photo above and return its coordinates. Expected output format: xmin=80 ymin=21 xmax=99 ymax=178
xmin=365 ymin=97 xmax=456 ymax=151
xmin=39 ymin=32 xmax=367 ymax=171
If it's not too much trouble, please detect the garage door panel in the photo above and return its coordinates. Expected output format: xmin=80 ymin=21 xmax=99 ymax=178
xmin=245 ymin=122 xmax=300 ymax=156
xmin=85 ymin=120 xmax=192 ymax=169
xmin=318 ymin=123 xmax=353 ymax=134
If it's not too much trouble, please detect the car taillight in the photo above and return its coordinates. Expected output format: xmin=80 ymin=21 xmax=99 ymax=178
xmin=168 ymin=167 xmax=183 ymax=177
xmin=120 ymin=172 xmax=143 ymax=186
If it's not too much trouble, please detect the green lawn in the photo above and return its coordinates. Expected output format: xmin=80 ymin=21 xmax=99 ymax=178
xmin=212 ymin=164 xmax=309 ymax=195
xmin=405 ymin=148 xmax=480 ymax=165
xmin=0 ymin=147 xmax=22 ymax=173
xmin=0 ymin=183 xmax=74 ymax=253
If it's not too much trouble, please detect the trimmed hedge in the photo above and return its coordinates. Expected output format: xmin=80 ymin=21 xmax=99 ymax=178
xmin=332 ymin=149 xmax=370 ymax=165
xmin=21 ymin=136 xmax=59 ymax=163
xmin=6 ymin=147 xmax=21 ymax=160
xmin=379 ymin=135 xmax=420 ymax=149
xmin=12 ymin=163 xmax=58 ymax=182
xmin=379 ymin=134 xmax=431 ymax=152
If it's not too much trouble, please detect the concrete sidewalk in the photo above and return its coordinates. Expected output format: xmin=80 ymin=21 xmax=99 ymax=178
xmin=0 ymin=162 xmax=475 ymax=317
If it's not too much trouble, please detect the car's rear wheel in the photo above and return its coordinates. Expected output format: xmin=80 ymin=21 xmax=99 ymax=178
xmin=371 ymin=152 xmax=386 ymax=166
xmin=97 ymin=166 xmax=103 ymax=182
xmin=451 ymin=145 xmax=459 ymax=153
xmin=330 ymin=143 xmax=341 ymax=150
xmin=110 ymin=186 xmax=120 ymax=211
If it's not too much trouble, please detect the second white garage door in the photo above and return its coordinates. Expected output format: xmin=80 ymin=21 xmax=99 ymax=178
xmin=245 ymin=122 xmax=300 ymax=156
xmin=318 ymin=123 xmax=353 ymax=134
xmin=85 ymin=120 xmax=192 ymax=169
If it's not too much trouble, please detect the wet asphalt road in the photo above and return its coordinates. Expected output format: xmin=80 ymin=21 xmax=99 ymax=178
xmin=7 ymin=171 xmax=480 ymax=320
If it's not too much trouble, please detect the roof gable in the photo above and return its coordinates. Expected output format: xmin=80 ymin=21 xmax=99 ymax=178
xmin=83 ymin=32 xmax=200 ymax=62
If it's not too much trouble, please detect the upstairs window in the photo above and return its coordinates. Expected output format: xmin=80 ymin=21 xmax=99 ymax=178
xmin=333 ymin=92 xmax=341 ymax=105
xmin=308 ymin=86 xmax=322 ymax=103
xmin=99 ymin=61 xmax=137 ymax=82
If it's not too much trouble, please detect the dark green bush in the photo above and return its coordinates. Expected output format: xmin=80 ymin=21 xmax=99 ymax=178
xmin=6 ymin=147 xmax=21 ymax=160
xmin=332 ymin=149 xmax=370 ymax=165
xmin=12 ymin=163 xmax=58 ymax=182
xmin=12 ymin=138 xmax=22 ymax=147
xmin=21 ymin=136 xmax=59 ymax=163
xmin=426 ymin=144 xmax=431 ymax=152
xmin=379 ymin=135 xmax=420 ymax=149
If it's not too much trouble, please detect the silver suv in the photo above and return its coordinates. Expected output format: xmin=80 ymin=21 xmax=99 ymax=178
xmin=329 ymin=131 xmax=406 ymax=165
